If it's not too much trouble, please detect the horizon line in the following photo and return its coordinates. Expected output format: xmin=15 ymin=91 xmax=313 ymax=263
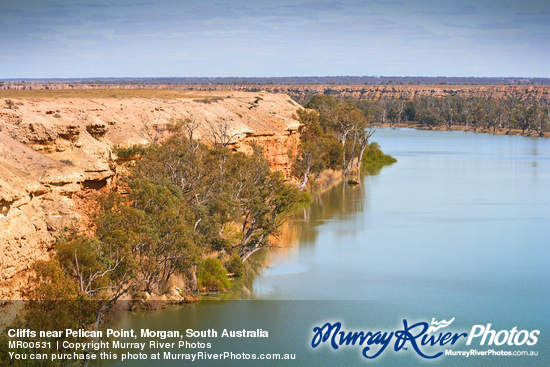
xmin=2 ymin=75 xmax=549 ymax=82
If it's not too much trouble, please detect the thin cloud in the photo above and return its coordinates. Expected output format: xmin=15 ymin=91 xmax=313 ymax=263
xmin=444 ymin=22 xmax=523 ymax=31
xmin=67 ymin=32 xmax=109 ymax=41
xmin=187 ymin=5 xmax=242 ymax=20
xmin=77 ymin=53 xmax=100 ymax=59
xmin=515 ymin=9 xmax=550 ymax=16
xmin=22 ymin=9 xmax=77 ymax=18
xmin=1 ymin=9 xmax=26 ymax=15
xmin=297 ymin=1 xmax=345 ymax=11
xmin=513 ymin=15 xmax=550 ymax=26
xmin=414 ymin=6 xmax=479 ymax=16
xmin=360 ymin=1 xmax=403 ymax=5
xmin=71 ymin=2 xmax=154 ymax=8
xmin=248 ymin=1 xmax=347 ymax=19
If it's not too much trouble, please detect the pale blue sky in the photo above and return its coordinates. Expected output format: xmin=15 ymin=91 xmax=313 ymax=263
xmin=0 ymin=0 xmax=548 ymax=78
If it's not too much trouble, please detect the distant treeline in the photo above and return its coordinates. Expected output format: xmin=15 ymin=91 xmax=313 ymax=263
xmin=296 ymin=95 xmax=550 ymax=136
xmin=2 ymin=75 xmax=550 ymax=85
xmin=349 ymin=95 xmax=550 ymax=136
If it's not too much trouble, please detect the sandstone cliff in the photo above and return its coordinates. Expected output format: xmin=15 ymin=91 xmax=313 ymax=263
xmin=0 ymin=91 xmax=302 ymax=298
xmin=181 ymin=84 xmax=550 ymax=104
xmin=3 ymin=83 xmax=548 ymax=104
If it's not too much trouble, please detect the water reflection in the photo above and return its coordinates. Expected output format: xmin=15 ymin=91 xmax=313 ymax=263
xmin=107 ymin=129 xmax=550 ymax=367
xmin=242 ymin=161 xmax=393 ymax=298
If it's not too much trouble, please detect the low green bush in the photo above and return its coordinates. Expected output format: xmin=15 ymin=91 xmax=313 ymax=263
xmin=113 ymin=144 xmax=149 ymax=159
xmin=197 ymin=258 xmax=231 ymax=292
xmin=225 ymin=253 xmax=244 ymax=277
xmin=362 ymin=142 xmax=397 ymax=164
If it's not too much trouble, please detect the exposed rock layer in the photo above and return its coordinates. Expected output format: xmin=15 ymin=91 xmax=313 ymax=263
xmin=2 ymin=83 xmax=548 ymax=104
xmin=0 ymin=91 xmax=302 ymax=298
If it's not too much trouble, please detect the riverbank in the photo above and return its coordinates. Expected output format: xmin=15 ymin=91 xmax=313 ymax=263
xmin=376 ymin=122 xmax=547 ymax=137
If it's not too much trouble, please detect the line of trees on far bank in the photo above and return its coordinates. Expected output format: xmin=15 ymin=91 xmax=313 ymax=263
xmin=316 ymin=95 xmax=550 ymax=136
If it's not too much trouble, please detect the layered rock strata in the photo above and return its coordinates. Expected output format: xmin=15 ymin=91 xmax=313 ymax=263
xmin=0 ymin=91 xmax=302 ymax=298
xmin=2 ymin=83 xmax=548 ymax=103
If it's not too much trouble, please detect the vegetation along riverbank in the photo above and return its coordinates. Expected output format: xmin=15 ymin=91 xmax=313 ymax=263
xmin=0 ymin=88 xmax=396 ymax=365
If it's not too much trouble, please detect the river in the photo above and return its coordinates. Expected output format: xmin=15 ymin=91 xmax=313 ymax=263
xmin=109 ymin=128 xmax=550 ymax=366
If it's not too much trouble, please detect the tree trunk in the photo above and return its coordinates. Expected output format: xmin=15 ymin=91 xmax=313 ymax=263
xmin=299 ymin=168 xmax=311 ymax=192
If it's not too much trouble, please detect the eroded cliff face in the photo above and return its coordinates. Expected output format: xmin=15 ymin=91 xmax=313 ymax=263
xmin=180 ymin=84 xmax=550 ymax=104
xmin=4 ymin=83 xmax=547 ymax=103
xmin=0 ymin=91 xmax=302 ymax=298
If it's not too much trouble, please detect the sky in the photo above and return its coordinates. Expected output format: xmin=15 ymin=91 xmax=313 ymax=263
xmin=0 ymin=0 xmax=549 ymax=78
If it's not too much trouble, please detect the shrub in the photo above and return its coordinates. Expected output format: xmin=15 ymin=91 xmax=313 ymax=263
xmin=225 ymin=253 xmax=244 ymax=277
xmin=4 ymin=99 xmax=15 ymax=109
xmin=362 ymin=142 xmax=397 ymax=164
xmin=113 ymin=144 xmax=149 ymax=159
xmin=197 ymin=258 xmax=231 ymax=292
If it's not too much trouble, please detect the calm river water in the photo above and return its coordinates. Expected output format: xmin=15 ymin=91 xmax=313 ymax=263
xmin=109 ymin=128 xmax=550 ymax=366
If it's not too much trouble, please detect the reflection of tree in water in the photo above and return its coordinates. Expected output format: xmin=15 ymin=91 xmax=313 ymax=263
xmin=239 ymin=252 xmax=270 ymax=298
xmin=362 ymin=162 xmax=387 ymax=176
xmin=200 ymin=252 xmax=270 ymax=300
xmin=239 ymin=163 xmax=392 ymax=294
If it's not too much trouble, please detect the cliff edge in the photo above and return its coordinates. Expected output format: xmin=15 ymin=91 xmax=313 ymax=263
xmin=0 ymin=91 xmax=302 ymax=298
